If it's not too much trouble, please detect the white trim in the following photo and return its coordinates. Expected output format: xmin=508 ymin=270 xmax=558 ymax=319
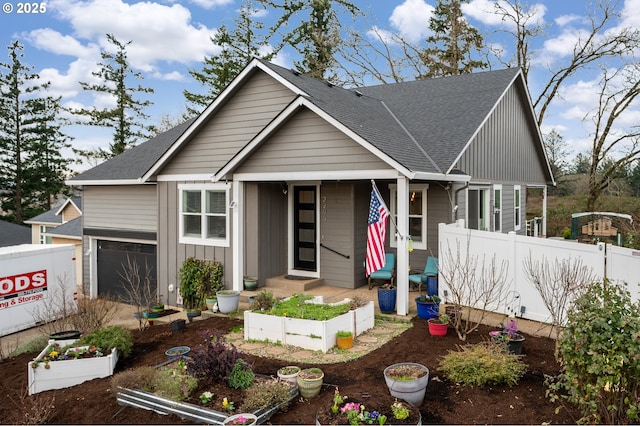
xmin=389 ymin=184 xmax=429 ymax=251
xmin=66 ymin=179 xmax=146 ymax=186
xmin=514 ymin=185 xmax=522 ymax=231
xmin=396 ymin=177 xmax=409 ymax=315
xmin=231 ymin=179 xmax=244 ymax=291
xmin=287 ymin=182 xmax=320 ymax=278
xmin=142 ymin=59 xmax=307 ymax=182
xmin=412 ymin=172 xmax=471 ymax=182
xmin=157 ymin=174 xmax=214 ymax=182
xmin=213 ymin=97 xmax=414 ymax=181
xmin=493 ymin=184 xmax=502 ymax=233
xmin=55 ymin=198 xmax=81 ymax=216
xmin=178 ymin=182 xmax=231 ymax=247
xmin=231 ymin=170 xmax=400 ymax=182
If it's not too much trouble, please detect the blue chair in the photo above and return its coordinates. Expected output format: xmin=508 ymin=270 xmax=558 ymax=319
xmin=368 ymin=253 xmax=395 ymax=290
xmin=409 ymin=256 xmax=438 ymax=293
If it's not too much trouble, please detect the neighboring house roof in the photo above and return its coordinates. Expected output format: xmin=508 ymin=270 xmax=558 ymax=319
xmin=55 ymin=196 xmax=82 ymax=216
xmin=68 ymin=59 xmax=551 ymax=185
xmin=44 ymin=216 xmax=82 ymax=240
xmin=23 ymin=199 xmax=67 ymax=225
xmin=0 ymin=220 xmax=31 ymax=247
xmin=69 ymin=119 xmax=195 ymax=184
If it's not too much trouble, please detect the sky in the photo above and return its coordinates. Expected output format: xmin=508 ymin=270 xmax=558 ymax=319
xmin=1 ymin=0 xmax=639 ymax=172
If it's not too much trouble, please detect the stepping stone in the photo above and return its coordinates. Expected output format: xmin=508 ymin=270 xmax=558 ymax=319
xmin=358 ymin=335 xmax=378 ymax=344
xmin=265 ymin=347 xmax=288 ymax=356
xmin=239 ymin=342 xmax=264 ymax=350
xmin=290 ymin=350 xmax=313 ymax=359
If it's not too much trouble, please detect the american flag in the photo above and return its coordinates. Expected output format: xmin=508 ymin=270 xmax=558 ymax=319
xmin=366 ymin=186 xmax=389 ymax=276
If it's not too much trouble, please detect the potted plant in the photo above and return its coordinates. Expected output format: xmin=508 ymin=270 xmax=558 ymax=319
xmin=277 ymin=366 xmax=301 ymax=384
xmin=151 ymin=294 xmax=164 ymax=313
xmin=414 ymin=294 xmax=440 ymax=319
xmin=297 ymin=367 xmax=324 ymax=398
xmin=377 ymin=282 xmax=396 ymax=314
xmin=243 ymin=276 xmax=258 ymax=291
xmin=224 ymin=413 xmax=258 ymax=425
xmin=165 ymin=346 xmax=190 ymax=361
xmin=427 ymin=313 xmax=450 ymax=337
xmin=490 ymin=319 xmax=525 ymax=355
xmin=383 ymin=362 xmax=430 ymax=406
xmin=179 ymin=257 xmax=225 ymax=316
xmin=216 ymin=289 xmax=241 ymax=314
xmin=336 ymin=330 xmax=353 ymax=349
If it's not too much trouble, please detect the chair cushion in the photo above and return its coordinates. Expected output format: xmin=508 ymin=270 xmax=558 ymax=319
xmin=408 ymin=274 xmax=424 ymax=284
xmin=370 ymin=270 xmax=393 ymax=279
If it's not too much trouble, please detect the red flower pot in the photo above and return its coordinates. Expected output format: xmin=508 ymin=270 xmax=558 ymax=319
xmin=427 ymin=319 xmax=448 ymax=337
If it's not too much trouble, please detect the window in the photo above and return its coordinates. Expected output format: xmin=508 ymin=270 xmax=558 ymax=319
xmin=39 ymin=225 xmax=54 ymax=244
xmin=493 ymin=185 xmax=502 ymax=232
xmin=514 ymin=185 xmax=521 ymax=231
xmin=179 ymin=183 xmax=230 ymax=247
xmin=390 ymin=185 xmax=428 ymax=250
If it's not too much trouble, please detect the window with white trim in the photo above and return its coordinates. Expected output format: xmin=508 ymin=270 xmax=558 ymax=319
xmin=493 ymin=184 xmax=502 ymax=232
xmin=39 ymin=225 xmax=54 ymax=244
xmin=390 ymin=184 xmax=428 ymax=250
xmin=179 ymin=183 xmax=230 ymax=247
xmin=514 ymin=185 xmax=521 ymax=231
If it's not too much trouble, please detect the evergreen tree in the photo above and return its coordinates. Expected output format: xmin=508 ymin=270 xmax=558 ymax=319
xmin=0 ymin=41 xmax=71 ymax=223
xmin=75 ymin=34 xmax=154 ymax=160
xmin=419 ymin=0 xmax=488 ymax=79
xmin=184 ymin=1 xmax=270 ymax=117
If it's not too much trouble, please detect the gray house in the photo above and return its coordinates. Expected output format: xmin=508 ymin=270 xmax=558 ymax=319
xmin=69 ymin=58 xmax=553 ymax=314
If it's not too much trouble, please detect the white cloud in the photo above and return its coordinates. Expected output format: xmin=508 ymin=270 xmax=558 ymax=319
xmin=555 ymin=14 xmax=581 ymax=26
xmin=152 ymin=71 xmax=185 ymax=81
xmin=465 ymin=0 xmax=546 ymax=28
xmin=389 ymin=0 xmax=434 ymax=43
xmin=23 ymin=28 xmax=96 ymax=58
xmin=185 ymin=0 xmax=234 ymax=9
xmin=367 ymin=26 xmax=399 ymax=46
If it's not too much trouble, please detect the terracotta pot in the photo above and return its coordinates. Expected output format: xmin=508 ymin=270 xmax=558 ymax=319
xmin=336 ymin=334 xmax=353 ymax=349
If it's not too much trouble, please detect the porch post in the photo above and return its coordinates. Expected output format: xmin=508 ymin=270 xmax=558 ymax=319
xmin=542 ymin=185 xmax=547 ymax=237
xmin=396 ymin=176 xmax=409 ymax=315
xmin=232 ymin=179 xmax=244 ymax=291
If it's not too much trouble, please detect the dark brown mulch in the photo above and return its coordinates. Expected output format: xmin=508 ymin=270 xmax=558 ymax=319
xmin=0 ymin=315 xmax=581 ymax=424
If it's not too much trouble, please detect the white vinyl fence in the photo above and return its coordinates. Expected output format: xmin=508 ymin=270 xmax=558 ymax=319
xmin=438 ymin=221 xmax=640 ymax=325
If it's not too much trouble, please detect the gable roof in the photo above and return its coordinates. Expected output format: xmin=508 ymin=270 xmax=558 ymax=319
xmin=69 ymin=58 xmax=550 ymax=185
xmin=0 ymin=220 xmax=31 ymax=247
xmin=44 ymin=216 xmax=82 ymax=240
xmin=55 ymin=197 xmax=82 ymax=216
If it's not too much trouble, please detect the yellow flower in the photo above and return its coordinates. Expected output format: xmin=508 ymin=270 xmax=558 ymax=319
xmin=49 ymin=351 xmax=59 ymax=357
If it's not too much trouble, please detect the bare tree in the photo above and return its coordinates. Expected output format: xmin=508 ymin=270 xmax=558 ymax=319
xmin=439 ymin=237 xmax=511 ymax=341
xmin=586 ymin=64 xmax=640 ymax=211
xmin=494 ymin=0 xmax=639 ymax=126
xmin=523 ymin=252 xmax=597 ymax=340
xmin=119 ymin=256 xmax=156 ymax=331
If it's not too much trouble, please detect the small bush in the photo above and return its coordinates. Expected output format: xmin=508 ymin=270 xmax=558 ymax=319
xmin=240 ymin=378 xmax=293 ymax=412
xmin=77 ymin=325 xmax=133 ymax=358
xmin=153 ymin=367 xmax=198 ymax=401
xmin=111 ymin=366 xmax=157 ymax=394
xmin=547 ymin=280 xmax=640 ymax=424
xmin=187 ymin=329 xmax=239 ymax=384
xmin=439 ymin=341 xmax=527 ymax=387
xmin=228 ymin=359 xmax=255 ymax=389
xmin=6 ymin=335 xmax=50 ymax=358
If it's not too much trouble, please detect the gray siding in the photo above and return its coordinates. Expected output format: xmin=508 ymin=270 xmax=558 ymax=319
xmin=237 ymin=108 xmax=389 ymax=173
xmin=255 ymin=183 xmax=288 ymax=284
xmin=456 ymin=84 xmax=548 ymax=184
xmin=319 ymin=183 xmax=355 ymax=289
xmin=353 ymin=182 xmax=370 ymax=288
xmin=83 ymin=185 xmax=157 ymax=231
xmin=157 ymin=181 xmax=233 ymax=306
xmin=161 ymin=72 xmax=296 ymax=175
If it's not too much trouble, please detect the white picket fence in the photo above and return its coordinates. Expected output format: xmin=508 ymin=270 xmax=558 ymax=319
xmin=438 ymin=221 xmax=640 ymax=324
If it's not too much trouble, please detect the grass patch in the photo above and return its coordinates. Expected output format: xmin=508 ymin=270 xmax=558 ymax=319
xmin=258 ymin=294 xmax=351 ymax=320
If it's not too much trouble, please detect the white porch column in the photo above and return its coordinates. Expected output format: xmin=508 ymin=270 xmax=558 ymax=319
xmin=396 ymin=176 xmax=409 ymax=315
xmin=232 ymin=179 xmax=244 ymax=291
xmin=542 ymin=185 xmax=547 ymax=237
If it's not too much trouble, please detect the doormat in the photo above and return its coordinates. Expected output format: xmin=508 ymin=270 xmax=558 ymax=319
xmin=284 ymin=275 xmax=315 ymax=281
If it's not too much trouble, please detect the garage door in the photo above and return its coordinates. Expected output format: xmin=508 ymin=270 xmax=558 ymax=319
xmin=97 ymin=240 xmax=157 ymax=302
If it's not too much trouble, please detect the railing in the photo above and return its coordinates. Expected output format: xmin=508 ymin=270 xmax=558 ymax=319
xmin=320 ymin=243 xmax=350 ymax=259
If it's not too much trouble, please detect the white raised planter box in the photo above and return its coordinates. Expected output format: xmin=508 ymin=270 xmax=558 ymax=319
xmin=244 ymin=300 xmax=375 ymax=353
xmin=27 ymin=340 xmax=119 ymax=395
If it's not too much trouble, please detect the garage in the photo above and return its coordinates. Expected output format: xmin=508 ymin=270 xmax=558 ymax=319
xmin=96 ymin=240 xmax=157 ymax=302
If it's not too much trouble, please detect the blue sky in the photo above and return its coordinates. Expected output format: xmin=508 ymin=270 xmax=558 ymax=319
xmin=1 ymin=0 xmax=639 ymax=171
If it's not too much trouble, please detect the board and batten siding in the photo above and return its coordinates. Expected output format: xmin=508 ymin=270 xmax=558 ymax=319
xmin=353 ymin=181 xmax=370 ymax=288
xmin=319 ymin=183 xmax=355 ymax=289
xmin=456 ymin=84 xmax=548 ymax=184
xmin=83 ymin=185 xmax=157 ymax=231
xmin=255 ymin=183 xmax=288 ymax=284
xmin=157 ymin=181 xmax=234 ymax=306
xmin=161 ymin=72 xmax=296 ymax=175
xmin=236 ymin=108 xmax=389 ymax=173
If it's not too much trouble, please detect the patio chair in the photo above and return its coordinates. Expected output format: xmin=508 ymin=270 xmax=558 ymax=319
xmin=409 ymin=256 xmax=438 ymax=293
xmin=368 ymin=253 xmax=395 ymax=290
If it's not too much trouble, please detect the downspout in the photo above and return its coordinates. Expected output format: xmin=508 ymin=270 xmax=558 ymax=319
xmin=453 ymin=182 xmax=469 ymax=222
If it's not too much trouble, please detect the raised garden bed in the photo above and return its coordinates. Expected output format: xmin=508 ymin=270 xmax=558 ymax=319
xmin=243 ymin=299 xmax=375 ymax=353
xmin=27 ymin=339 xmax=118 ymax=395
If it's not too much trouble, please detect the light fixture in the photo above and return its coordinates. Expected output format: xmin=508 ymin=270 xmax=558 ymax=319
xmin=410 ymin=192 xmax=416 ymax=202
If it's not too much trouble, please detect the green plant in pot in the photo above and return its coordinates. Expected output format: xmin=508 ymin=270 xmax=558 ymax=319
xmin=179 ymin=257 xmax=224 ymax=315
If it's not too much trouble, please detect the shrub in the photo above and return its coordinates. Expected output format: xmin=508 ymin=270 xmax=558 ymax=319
xmin=228 ymin=359 xmax=255 ymax=389
xmin=240 ymin=378 xmax=293 ymax=412
xmin=153 ymin=367 xmax=198 ymax=401
xmin=111 ymin=366 xmax=157 ymax=394
xmin=547 ymin=280 xmax=640 ymax=424
xmin=187 ymin=329 xmax=239 ymax=384
xmin=77 ymin=325 xmax=133 ymax=358
xmin=439 ymin=341 xmax=527 ymax=387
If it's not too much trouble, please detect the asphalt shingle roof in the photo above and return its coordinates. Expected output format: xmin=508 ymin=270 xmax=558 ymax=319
xmin=0 ymin=220 xmax=31 ymax=247
xmin=45 ymin=216 xmax=82 ymax=239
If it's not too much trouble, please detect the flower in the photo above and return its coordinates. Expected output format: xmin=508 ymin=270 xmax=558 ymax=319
xmin=229 ymin=415 xmax=248 ymax=425
xmin=199 ymin=391 xmax=214 ymax=404
xmin=222 ymin=397 xmax=235 ymax=411
xmin=380 ymin=282 xmax=395 ymax=290
xmin=328 ymin=389 xmax=388 ymax=425
xmin=391 ymin=400 xmax=409 ymax=420
xmin=492 ymin=319 xmax=521 ymax=340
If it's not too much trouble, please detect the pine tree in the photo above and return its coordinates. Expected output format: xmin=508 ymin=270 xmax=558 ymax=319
xmin=0 ymin=41 xmax=72 ymax=223
xmin=184 ymin=1 xmax=270 ymax=117
xmin=419 ymin=0 xmax=487 ymax=79
xmin=75 ymin=34 xmax=154 ymax=160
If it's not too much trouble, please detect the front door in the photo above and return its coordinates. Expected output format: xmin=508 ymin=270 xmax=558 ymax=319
xmin=293 ymin=186 xmax=317 ymax=272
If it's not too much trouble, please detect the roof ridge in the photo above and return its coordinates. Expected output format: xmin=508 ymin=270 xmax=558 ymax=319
xmin=379 ymin=100 xmax=442 ymax=173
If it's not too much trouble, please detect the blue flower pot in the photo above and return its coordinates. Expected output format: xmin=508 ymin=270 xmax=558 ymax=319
xmin=415 ymin=297 xmax=440 ymax=319
xmin=377 ymin=288 xmax=397 ymax=313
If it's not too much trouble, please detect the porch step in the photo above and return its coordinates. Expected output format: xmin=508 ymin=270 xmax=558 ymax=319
xmin=264 ymin=275 xmax=324 ymax=292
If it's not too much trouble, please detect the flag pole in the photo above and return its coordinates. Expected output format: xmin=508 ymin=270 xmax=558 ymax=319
xmin=371 ymin=179 xmax=406 ymax=242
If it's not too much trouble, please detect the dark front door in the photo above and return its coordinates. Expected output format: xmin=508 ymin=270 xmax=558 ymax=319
xmin=293 ymin=186 xmax=317 ymax=272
